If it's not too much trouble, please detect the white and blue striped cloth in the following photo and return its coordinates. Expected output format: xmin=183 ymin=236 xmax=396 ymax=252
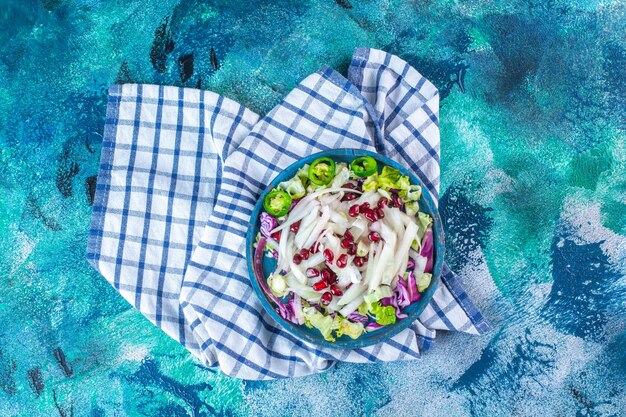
xmin=88 ymin=48 xmax=489 ymax=380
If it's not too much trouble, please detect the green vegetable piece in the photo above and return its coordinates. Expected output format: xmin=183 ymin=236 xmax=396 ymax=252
xmin=378 ymin=166 xmax=410 ymax=191
xmin=350 ymin=156 xmax=378 ymax=178
xmin=418 ymin=273 xmax=432 ymax=292
xmin=263 ymin=189 xmax=292 ymax=217
xmin=336 ymin=317 xmax=365 ymax=339
xmin=370 ymin=301 xmax=397 ymax=325
xmin=309 ymin=157 xmax=336 ymax=186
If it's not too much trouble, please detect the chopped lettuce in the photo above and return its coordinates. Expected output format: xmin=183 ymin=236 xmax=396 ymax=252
xmin=362 ymin=173 xmax=379 ymax=191
xmin=331 ymin=165 xmax=351 ymax=188
xmin=279 ymin=177 xmax=306 ymax=199
xmin=411 ymin=212 xmax=433 ymax=251
xmin=278 ymin=165 xmax=311 ymax=199
xmin=357 ymin=301 xmax=369 ymax=316
xmin=399 ymin=184 xmax=422 ymax=202
xmin=303 ymin=307 xmax=340 ymax=342
xmin=267 ymin=273 xmax=287 ymax=297
xmin=418 ymin=272 xmax=432 ymax=292
xmin=336 ymin=317 xmax=365 ymax=339
xmin=363 ymin=285 xmax=392 ymax=307
xmin=378 ymin=166 xmax=410 ymax=191
xmin=370 ymin=301 xmax=397 ymax=325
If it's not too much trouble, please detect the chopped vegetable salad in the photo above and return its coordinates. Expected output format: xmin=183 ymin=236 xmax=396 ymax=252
xmin=254 ymin=156 xmax=434 ymax=342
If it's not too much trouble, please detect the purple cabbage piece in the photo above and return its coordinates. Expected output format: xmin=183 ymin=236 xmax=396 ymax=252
xmin=290 ymin=198 xmax=301 ymax=211
xmin=381 ymin=294 xmax=408 ymax=319
xmin=365 ymin=322 xmax=384 ymax=331
xmin=260 ymin=212 xmax=278 ymax=238
xmin=347 ymin=312 xmax=369 ymax=324
xmin=396 ymin=277 xmax=411 ymax=308
xmin=407 ymin=271 xmax=422 ymax=303
xmin=407 ymin=257 xmax=416 ymax=271
xmin=420 ymin=228 xmax=434 ymax=273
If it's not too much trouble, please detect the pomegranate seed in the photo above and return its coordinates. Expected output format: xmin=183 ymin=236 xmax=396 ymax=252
xmin=363 ymin=209 xmax=377 ymax=222
xmin=330 ymin=284 xmax=343 ymax=296
xmin=348 ymin=205 xmax=360 ymax=217
xmin=354 ymin=256 xmax=365 ymax=267
xmin=336 ymin=254 xmax=348 ymax=268
xmin=345 ymin=193 xmax=357 ymax=201
xmin=347 ymin=244 xmax=357 ymax=256
xmin=271 ymin=231 xmax=281 ymax=241
xmin=341 ymin=238 xmax=353 ymax=249
xmin=374 ymin=207 xmax=385 ymax=219
xmin=356 ymin=180 xmax=364 ymax=191
xmin=323 ymin=248 xmax=334 ymax=264
xmin=306 ymin=267 xmax=320 ymax=278
xmin=344 ymin=230 xmax=354 ymax=241
xmin=321 ymin=291 xmax=333 ymax=306
xmin=368 ymin=231 xmax=382 ymax=242
xmin=359 ymin=202 xmax=370 ymax=212
xmin=293 ymin=253 xmax=302 ymax=265
xmin=310 ymin=242 xmax=320 ymax=253
xmin=344 ymin=183 xmax=356 ymax=189
xmin=392 ymin=195 xmax=403 ymax=208
xmin=290 ymin=221 xmax=301 ymax=233
xmin=321 ymin=269 xmax=332 ymax=283
xmin=299 ymin=248 xmax=310 ymax=260
xmin=313 ymin=280 xmax=329 ymax=291
xmin=378 ymin=197 xmax=389 ymax=208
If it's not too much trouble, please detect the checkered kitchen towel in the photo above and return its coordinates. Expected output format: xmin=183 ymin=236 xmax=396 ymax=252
xmin=87 ymin=47 xmax=489 ymax=380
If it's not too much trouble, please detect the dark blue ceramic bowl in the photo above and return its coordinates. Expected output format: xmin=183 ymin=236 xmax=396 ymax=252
xmin=246 ymin=149 xmax=444 ymax=349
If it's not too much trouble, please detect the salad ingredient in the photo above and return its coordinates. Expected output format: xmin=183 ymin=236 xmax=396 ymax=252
xmin=256 ymin=155 xmax=435 ymax=342
xmin=350 ymin=156 xmax=378 ymax=178
xmin=263 ymin=189 xmax=293 ymax=217
xmin=309 ymin=157 xmax=336 ymax=186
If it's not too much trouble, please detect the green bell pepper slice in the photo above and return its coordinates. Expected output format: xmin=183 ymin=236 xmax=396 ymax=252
xmin=263 ymin=189 xmax=292 ymax=217
xmin=350 ymin=156 xmax=378 ymax=178
xmin=308 ymin=157 xmax=336 ymax=186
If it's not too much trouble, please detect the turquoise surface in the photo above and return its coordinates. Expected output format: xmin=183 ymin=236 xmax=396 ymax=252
xmin=246 ymin=149 xmax=444 ymax=349
xmin=1 ymin=0 xmax=624 ymax=416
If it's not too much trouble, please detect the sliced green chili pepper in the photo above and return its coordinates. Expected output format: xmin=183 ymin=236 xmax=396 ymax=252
xmin=263 ymin=189 xmax=292 ymax=217
xmin=350 ymin=156 xmax=378 ymax=178
xmin=308 ymin=157 xmax=336 ymax=186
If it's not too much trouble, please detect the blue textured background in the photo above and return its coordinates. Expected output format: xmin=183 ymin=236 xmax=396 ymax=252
xmin=0 ymin=1 xmax=624 ymax=416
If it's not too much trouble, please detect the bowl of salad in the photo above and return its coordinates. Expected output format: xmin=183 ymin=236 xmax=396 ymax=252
xmin=246 ymin=149 xmax=444 ymax=348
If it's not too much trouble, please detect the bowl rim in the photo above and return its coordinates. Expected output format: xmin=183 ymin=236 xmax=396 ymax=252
xmin=245 ymin=148 xmax=445 ymax=349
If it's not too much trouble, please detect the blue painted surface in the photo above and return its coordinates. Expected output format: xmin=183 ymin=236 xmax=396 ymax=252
xmin=0 ymin=0 xmax=624 ymax=416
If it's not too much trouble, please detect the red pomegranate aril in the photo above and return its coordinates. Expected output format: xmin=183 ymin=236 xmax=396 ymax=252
xmin=330 ymin=284 xmax=343 ymax=296
xmin=344 ymin=182 xmax=356 ymax=189
xmin=323 ymin=248 xmax=334 ymax=264
xmin=354 ymin=256 xmax=366 ymax=267
xmin=293 ymin=253 xmax=303 ymax=265
xmin=321 ymin=269 xmax=332 ymax=282
xmin=341 ymin=238 xmax=353 ymax=249
xmin=344 ymin=230 xmax=354 ymax=241
xmin=345 ymin=193 xmax=357 ymax=201
xmin=374 ymin=207 xmax=385 ymax=219
xmin=359 ymin=202 xmax=370 ymax=212
xmin=321 ymin=291 xmax=333 ymax=306
xmin=392 ymin=195 xmax=403 ymax=208
xmin=377 ymin=197 xmax=389 ymax=208
xmin=271 ymin=231 xmax=281 ymax=241
xmin=368 ymin=231 xmax=382 ymax=242
xmin=347 ymin=244 xmax=357 ymax=256
xmin=313 ymin=280 xmax=329 ymax=291
xmin=336 ymin=254 xmax=348 ymax=268
xmin=306 ymin=267 xmax=320 ymax=278
xmin=348 ymin=205 xmax=360 ymax=217
xmin=290 ymin=221 xmax=301 ymax=233
xmin=299 ymin=248 xmax=310 ymax=260
xmin=363 ymin=209 xmax=377 ymax=222
xmin=310 ymin=242 xmax=320 ymax=253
